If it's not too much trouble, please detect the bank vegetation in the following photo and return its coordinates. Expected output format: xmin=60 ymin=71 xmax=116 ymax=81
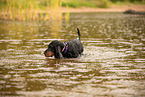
xmin=0 ymin=0 xmax=144 ymax=21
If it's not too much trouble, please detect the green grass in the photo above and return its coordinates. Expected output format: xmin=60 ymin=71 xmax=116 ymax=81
xmin=0 ymin=0 xmax=144 ymax=21
xmin=61 ymin=0 xmax=145 ymax=8
xmin=111 ymin=1 xmax=145 ymax=7
xmin=62 ymin=0 xmax=96 ymax=8
xmin=0 ymin=0 xmax=62 ymax=21
xmin=62 ymin=0 xmax=111 ymax=8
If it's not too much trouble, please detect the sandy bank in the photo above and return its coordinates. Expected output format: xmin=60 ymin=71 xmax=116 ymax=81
xmin=61 ymin=5 xmax=145 ymax=13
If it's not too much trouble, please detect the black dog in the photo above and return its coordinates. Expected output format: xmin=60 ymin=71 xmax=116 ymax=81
xmin=44 ymin=28 xmax=83 ymax=59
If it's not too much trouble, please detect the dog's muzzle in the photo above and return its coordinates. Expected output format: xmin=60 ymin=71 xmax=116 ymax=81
xmin=44 ymin=50 xmax=54 ymax=57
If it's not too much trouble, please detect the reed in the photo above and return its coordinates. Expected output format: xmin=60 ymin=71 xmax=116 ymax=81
xmin=0 ymin=0 xmax=63 ymax=21
xmin=49 ymin=0 xmax=62 ymax=20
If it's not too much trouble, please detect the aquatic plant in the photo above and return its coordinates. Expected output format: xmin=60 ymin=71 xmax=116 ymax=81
xmin=0 ymin=0 xmax=63 ymax=21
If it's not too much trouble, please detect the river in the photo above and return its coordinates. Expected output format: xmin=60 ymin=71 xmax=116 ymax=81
xmin=0 ymin=12 xmax=145 ymax=96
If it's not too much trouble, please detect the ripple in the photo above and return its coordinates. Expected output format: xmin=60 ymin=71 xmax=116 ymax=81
xmin=0 ymin=12 xmax=145 ymax=97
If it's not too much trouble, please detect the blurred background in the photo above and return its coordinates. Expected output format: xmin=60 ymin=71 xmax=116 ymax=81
xmin=0 ymin=0 xmax=145 ymax=21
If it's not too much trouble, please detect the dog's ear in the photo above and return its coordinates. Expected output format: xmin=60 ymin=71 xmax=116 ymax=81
xmin=54 ymin=45 xmax=63 ymax=59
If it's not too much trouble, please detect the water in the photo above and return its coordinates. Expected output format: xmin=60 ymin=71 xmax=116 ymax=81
xmin=0 ymin=12 xmax=145 ymax=97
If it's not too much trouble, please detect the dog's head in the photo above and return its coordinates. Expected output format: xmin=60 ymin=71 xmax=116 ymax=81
xmin=44 ymin=41 xmax=57 ymax=57
xmin=44 ymin=40 xmax=64 ymax=58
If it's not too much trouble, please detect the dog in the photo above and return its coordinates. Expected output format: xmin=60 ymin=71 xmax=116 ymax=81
xmin=44 ymin=28 xmax=83 ymax=59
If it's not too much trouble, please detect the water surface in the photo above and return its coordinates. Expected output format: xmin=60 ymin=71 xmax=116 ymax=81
xmin=0 ymin=12 xmax=145 ymax=96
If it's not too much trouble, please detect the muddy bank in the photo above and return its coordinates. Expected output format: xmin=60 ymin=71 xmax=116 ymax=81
xmin=62 ymin=5 xmax=145 ymax=13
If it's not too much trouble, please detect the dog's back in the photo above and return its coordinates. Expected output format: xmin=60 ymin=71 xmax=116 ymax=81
xmin=63 ymin=39 xmax=83 ymax=58
xmin=63 ymin=28 xmax=83 ymax=58
xmin=70 ymin=39 xmax=83 ymax=54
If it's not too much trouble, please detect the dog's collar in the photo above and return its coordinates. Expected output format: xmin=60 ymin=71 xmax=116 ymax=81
xmin=62 ymin=42 xmax=68 ymax=54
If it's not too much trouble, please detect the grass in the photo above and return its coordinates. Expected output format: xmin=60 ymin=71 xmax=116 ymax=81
xmin=62 ymin=0 xmax=111 ymax=8
xmin=62 ymin=0 xmax=96 ymax=8
xmin=0 ymin=0 xmax=144 ymax=21
xmin=62 ymin=0 xmax=145 ymax=8
xmin=110 ymin=1 xmax=145 ymax=8
xmin=0 ymin=0 xmax=63 ymax=21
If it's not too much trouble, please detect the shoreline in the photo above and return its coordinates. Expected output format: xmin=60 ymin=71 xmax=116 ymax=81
xmin=61 ymin=5 xmax=145 ymax=13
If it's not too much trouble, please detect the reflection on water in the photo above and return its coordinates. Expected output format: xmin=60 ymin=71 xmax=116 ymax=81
xmin=0 ymin=13 xmax=145 ymax=96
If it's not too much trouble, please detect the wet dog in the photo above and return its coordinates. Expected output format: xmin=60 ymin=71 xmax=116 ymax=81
xmin=44 ymin=28 xmax=83 ymax=59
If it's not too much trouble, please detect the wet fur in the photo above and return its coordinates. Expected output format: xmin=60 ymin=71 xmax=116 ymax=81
xmin=44 ymin=28 xmax=83 ymax=59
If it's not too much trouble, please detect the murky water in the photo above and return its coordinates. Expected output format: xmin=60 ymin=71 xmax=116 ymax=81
xmin=0 ymin=13 xmax=145 ymax=97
